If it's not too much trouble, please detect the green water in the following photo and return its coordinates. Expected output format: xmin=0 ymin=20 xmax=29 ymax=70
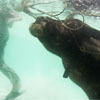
xmin=0 ymin=0 xmax=100 ymax=100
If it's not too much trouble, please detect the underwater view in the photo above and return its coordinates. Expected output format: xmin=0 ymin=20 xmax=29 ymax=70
xmin=0 ymin=0 xmax=100 ymax=100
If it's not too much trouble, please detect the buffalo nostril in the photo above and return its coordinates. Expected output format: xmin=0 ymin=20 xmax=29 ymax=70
xmin=36 ymin=16 xmax=49 ymax=23
xmin=36 ymin=16 xmax=45 ymax=22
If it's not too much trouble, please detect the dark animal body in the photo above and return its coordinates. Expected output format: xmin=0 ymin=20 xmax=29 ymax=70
xmin=30 ymin=16 xmax=100 ymax=100
xmin=0 ymin=15 xmax=21 ymax=100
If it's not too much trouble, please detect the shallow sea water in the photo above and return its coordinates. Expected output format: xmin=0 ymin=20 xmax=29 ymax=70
xmin=0 ymin=0 xmax=100 ymax=100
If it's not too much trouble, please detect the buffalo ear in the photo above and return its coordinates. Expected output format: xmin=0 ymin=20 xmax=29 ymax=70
xmin=80 ymin=37 xmax=100 ymax=59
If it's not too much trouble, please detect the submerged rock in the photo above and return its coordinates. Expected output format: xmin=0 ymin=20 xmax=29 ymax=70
xmin=30 ymin=16 xmax=100 ymax=100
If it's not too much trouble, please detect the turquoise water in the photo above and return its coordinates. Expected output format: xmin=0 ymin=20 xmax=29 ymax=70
xmin=0 ymin=1 xmax=100 ymax=100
